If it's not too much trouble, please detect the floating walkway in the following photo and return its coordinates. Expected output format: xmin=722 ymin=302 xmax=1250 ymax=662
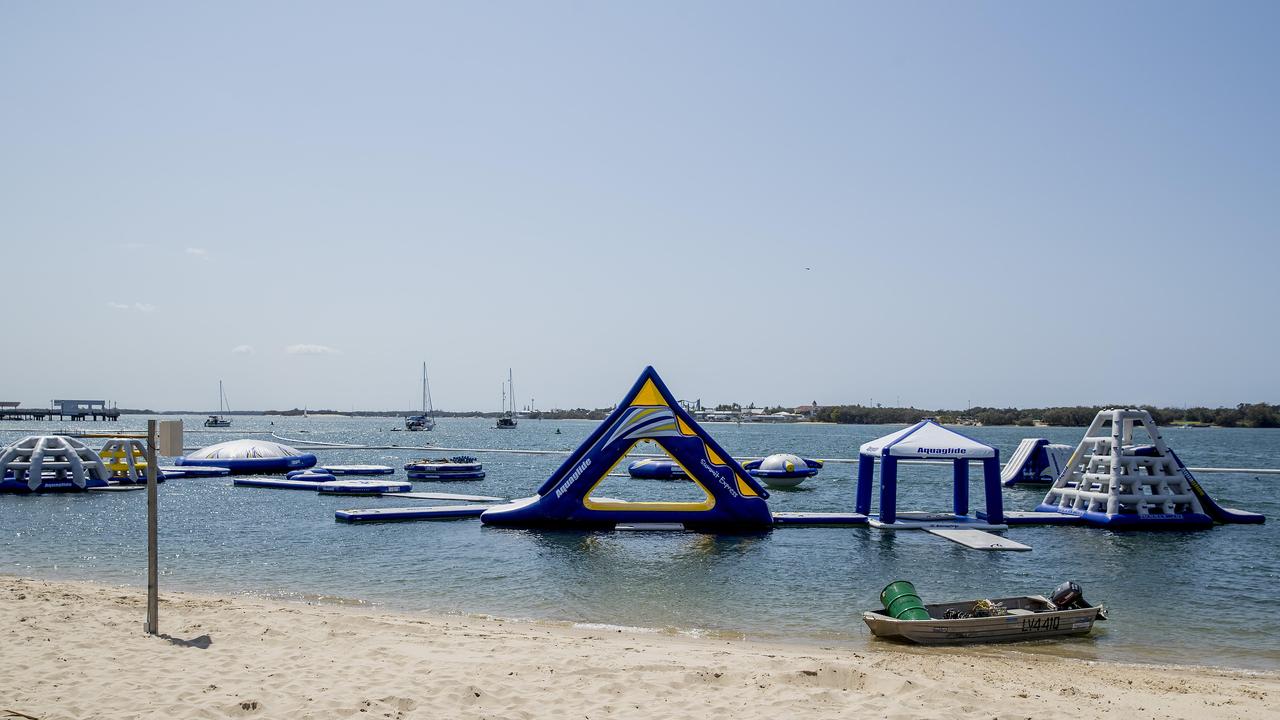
xmin=336 ymin=504 xmax=496 ymax=523
xmin=265 ymin=433 xmax=1279 ymax=475
xmin=925 ymin=528 xmax=1031 ymax=551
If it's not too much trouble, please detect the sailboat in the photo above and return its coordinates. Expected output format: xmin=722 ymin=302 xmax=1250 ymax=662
xmin=496 ymin=369 xmax=517 ymax=429
xmin=405 ymin=362 xmax=436 ymax=431
xmin=205 ymin=381 xmax=232 ymax=427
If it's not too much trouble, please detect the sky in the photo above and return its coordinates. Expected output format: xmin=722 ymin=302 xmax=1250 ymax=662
xmin=1 ymin=2 xmax=1277 ymax=412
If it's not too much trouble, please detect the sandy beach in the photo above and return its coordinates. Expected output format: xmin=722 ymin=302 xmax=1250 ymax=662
xmin=1 ymin=575 xmax=1275 ymax=720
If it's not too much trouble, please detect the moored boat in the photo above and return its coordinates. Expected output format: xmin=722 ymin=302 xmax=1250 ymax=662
xmin=405 ymin=362 xmax=436 ymax=431
xmin=863 ymin=581 xmax=1106 ymax=645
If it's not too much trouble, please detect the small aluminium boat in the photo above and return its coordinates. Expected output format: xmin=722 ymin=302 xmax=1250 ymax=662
xmin=864 ymin=581 xmax=1106 ymax=645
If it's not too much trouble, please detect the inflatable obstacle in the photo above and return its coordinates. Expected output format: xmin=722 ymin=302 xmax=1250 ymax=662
xmin=177 ymin=439 xmax=317 ymax=474
xmin=480 ymin=366 xmax=774 ymax=532
xmin=626 ymin=458 xmax=687 ymax=480
xmin=0 ymin=436 xmax=111 ymax=493
xmin=404 ymin=456 xmax=485 ymax=480
xmin=1000 ymin=438 xmax=1073 ymax=487
xmin=99 ymin=438 xmax=153 ymax=484
xmin=317 ymin=479 xmax=412 ymax=495
xmin=743 ymin=453 xmax=822 ymax=488
xmin=1034 ymin=409 xmax=1263 ymax=528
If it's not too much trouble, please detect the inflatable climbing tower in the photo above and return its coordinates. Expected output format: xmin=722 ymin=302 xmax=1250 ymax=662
xmin=1035 ymin=409 xmax=1214 ymax=528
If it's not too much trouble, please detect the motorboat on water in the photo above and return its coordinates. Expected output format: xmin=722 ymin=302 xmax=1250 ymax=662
xmin=405 ymin=362 xmax=436 ymax=432
xmin=864 ymin=580 xmax=1106 ymax=645
xmin=204 ymin=381 xmax=232 ymax=428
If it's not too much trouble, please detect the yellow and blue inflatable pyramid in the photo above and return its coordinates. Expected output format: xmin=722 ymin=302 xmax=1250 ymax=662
xmin=480 ymin=366 xmax=773 ymax=532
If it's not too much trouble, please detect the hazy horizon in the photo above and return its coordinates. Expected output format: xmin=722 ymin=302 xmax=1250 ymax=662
xmin=3 ymin=2 xmax=1276 ymax=412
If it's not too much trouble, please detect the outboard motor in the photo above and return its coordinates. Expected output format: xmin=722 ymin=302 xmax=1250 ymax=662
xmin=1049 ymin=580 xmax=1087 ymax=610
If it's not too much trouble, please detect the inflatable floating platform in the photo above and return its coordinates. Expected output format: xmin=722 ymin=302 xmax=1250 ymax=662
xmin=234 ymin=476 xmax=411 ymax=494
xmin=2 ymin=470 xmax=109 ymax=493
xmin=158 ymin=465 xmax=231 ymax=478
xmin=319 ymin=464 xmax=395 ymax=476
xmin=317 ymin=479 xmax=412 ymax=495
xmin=336 ymin=504 xmax=494 ymax=523
xmin=404 ymin=456 xmax=485 ymax=480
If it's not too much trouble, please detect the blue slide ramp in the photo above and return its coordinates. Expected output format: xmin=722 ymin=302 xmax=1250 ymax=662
xmin=1169 ymin=449 xmax=1265 ymax=524
xmin=480 ymin=366 xmax=774 ymax=533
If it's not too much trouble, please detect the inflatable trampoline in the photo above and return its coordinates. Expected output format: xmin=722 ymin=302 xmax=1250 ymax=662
xmin=742 ymin=453 xmax=823 ymax=488
xmin=626 ymin=458 xmax=688 ymax=480
xmin=176 ymin=439 xmax=317 ymax=474
xmin=320 ymin=464 xmax=395 ymax=476
xmin=404 ymin=456 xmax=485 ymax=480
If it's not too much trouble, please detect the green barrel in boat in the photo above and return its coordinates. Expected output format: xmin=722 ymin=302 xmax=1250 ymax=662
xmin=880 ymin=580 xmax=930 ymax=621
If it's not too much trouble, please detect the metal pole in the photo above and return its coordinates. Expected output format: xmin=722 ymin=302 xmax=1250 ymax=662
xmin=145 ymin=419 xmax=158 ymax=635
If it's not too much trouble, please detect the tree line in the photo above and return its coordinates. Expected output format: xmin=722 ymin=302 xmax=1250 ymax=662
xmin=813 ymin=403 xmax=1280 ymax=428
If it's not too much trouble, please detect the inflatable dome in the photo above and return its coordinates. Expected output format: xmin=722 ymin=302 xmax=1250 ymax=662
xmin=176 ymin=439 xmax=317 ymax=474
xmin=743 ymin=453 xmax=823 ymax=488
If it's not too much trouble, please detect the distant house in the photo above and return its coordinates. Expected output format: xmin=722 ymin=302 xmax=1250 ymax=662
xmin=793 ymin=401 xmax=825 ymax=419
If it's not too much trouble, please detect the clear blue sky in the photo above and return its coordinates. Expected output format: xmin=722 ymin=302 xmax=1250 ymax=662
xmin=2 ymin=2 xmax=1276 ymax=412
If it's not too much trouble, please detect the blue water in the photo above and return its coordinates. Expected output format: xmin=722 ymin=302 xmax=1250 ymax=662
xmin=2 ymin=417 xmax=1278 ymax=671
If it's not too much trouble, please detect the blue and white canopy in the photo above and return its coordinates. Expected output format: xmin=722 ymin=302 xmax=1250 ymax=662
xmin=859 ymin=419 xmax=995 ymax=460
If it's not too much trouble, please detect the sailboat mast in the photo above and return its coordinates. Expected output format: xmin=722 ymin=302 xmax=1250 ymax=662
xmin=218 ymin=380 xmax=224 ymax=413
xmin=508 ymin=368 xmax=515 ymax=416
xmin=421 ymin=362 xmax=427 ymax=414
xmin=425 ymin=364 xmax=434 ymax=419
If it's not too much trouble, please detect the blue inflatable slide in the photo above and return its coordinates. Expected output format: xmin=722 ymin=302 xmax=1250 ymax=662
xmin=480 ymin=367 xmax=774 ymax=532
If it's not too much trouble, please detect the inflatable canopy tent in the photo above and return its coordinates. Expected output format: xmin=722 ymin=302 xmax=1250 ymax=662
xmin=856 ymin=419 xmax=1005 ymax=529
xmin=481 ymin=366 xmax=774 ymax=532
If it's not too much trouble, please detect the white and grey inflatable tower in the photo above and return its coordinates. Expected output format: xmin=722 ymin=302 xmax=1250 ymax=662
xmin=1034 ymin=409 xmax=1212 ymax=528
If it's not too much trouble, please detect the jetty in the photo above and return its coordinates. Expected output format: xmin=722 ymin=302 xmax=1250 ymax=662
xmin=0 ymin=400 xmax=120 ymax=422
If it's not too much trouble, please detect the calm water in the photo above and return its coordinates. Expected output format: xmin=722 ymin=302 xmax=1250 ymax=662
xmin=2 ymin=416 xmax=1278 ymax=671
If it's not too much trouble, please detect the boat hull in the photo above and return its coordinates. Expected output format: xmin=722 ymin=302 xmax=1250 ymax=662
xmin=863 ymin=595 xmax=1104 ymax=645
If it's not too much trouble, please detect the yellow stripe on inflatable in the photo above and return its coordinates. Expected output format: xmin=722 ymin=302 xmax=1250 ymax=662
xmin=628 ymin=379 xmax=668 ymax=407
xmin=676 ymin=416 xmax=695 ymax=436
xmin=705 ymin=446 xmax=726 ymax=465
xmin=736 ymin=475 xmax=758 ymax=497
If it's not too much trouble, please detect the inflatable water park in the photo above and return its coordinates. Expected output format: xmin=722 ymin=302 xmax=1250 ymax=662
xmin=326 ymin=368 xmax=1266 ymax=551
xmin=1 ymin=367 xmax=1266 ymax=552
